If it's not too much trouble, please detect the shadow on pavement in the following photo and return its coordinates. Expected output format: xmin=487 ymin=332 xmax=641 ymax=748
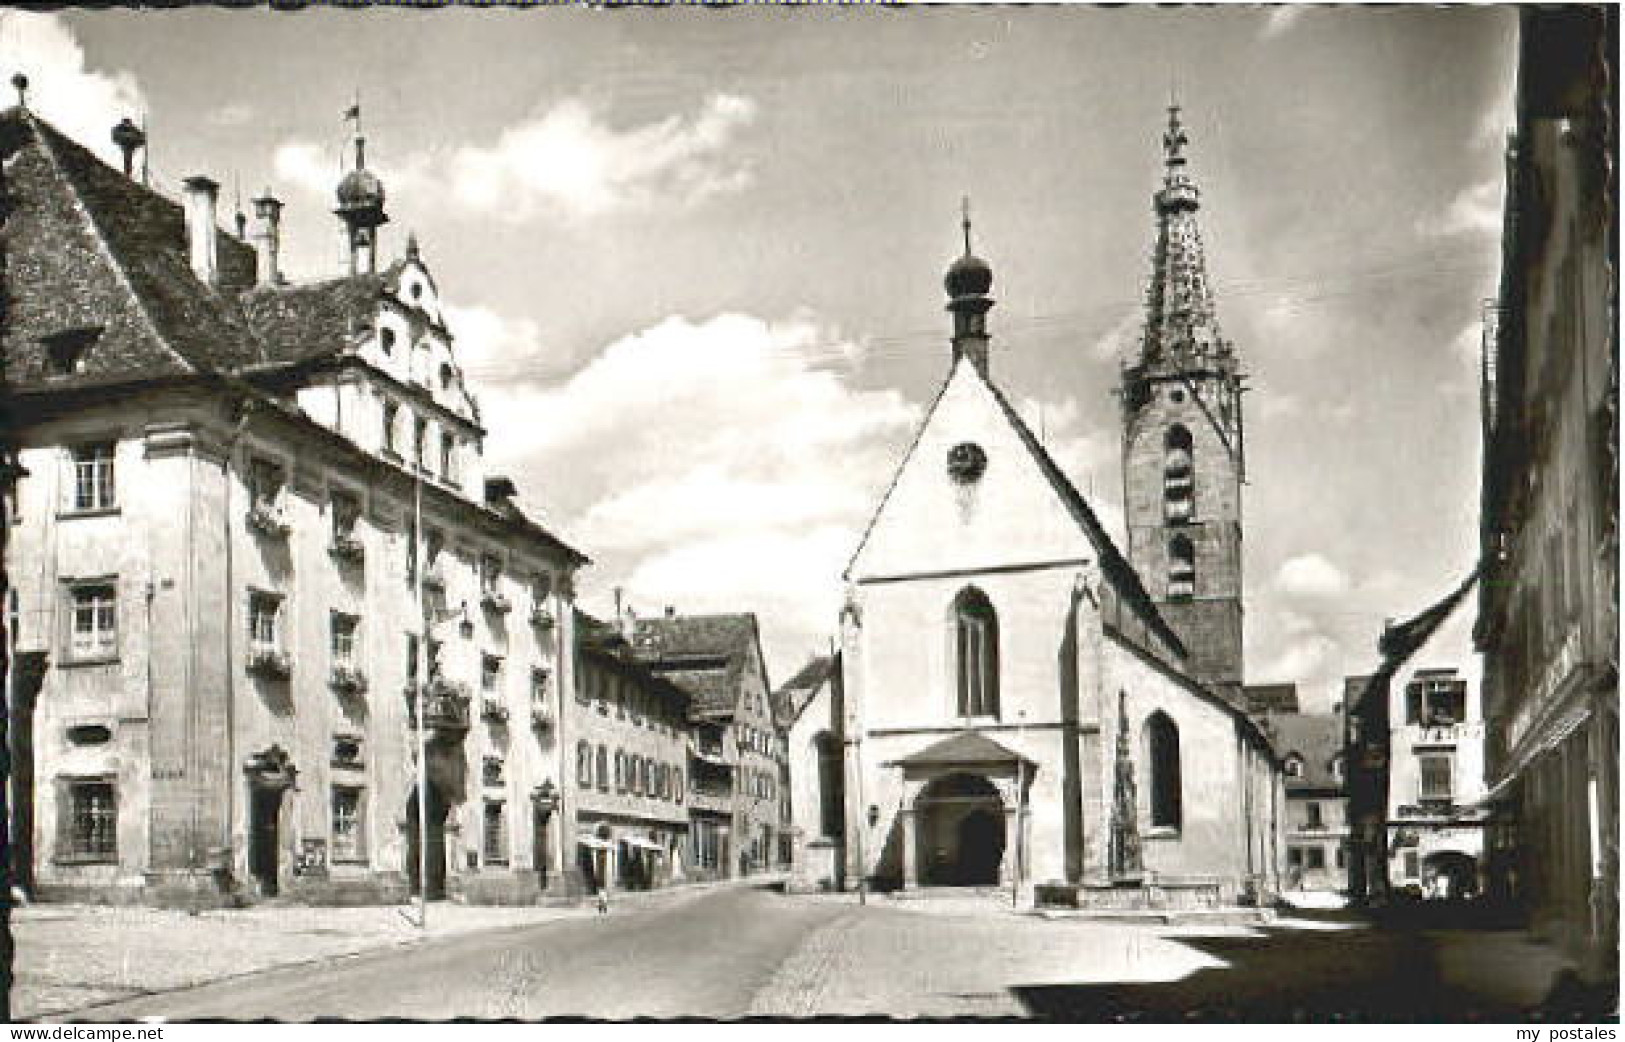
xmin=1008 ymin=916 xmax=1616 ymax=1023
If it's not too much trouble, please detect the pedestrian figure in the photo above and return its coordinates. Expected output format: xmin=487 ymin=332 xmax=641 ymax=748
xmin=596 ymin=887 xmax=609 ymax=914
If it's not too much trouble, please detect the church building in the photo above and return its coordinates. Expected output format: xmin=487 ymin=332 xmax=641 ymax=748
xmin=835 ymin=109 xmax=1283 ymax=905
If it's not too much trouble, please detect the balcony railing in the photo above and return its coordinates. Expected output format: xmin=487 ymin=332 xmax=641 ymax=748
xmin=329 ymin=534 xmax=365 ymax=566
xmin=405 ymin=679 xmax=472 ymax=732
xmin=329 ymin=663 xmax=368 ymax=695
xmin=246 ymin=645 xmax=292 ymax=679
xmin=246 ymin=501 xmax=290 ymax=539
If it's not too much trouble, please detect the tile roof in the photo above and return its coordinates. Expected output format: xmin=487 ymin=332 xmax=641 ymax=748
xmin=885 ymin=730 xmax=1034 ymax=769
xmin=1243 ymin=683 xmax=1302 ymax=715
xmin=1 ymin=106 xmax=267 ymax=389
xmin=239 ymin=273 xmax=390 ymax=367
xmin=1261 ymin=712 xmax=1345 ymax=793
xmin=776 ymin=654 xmax=838 ymax=725
xmin=633 ymin=613 xmax=764 ymax=718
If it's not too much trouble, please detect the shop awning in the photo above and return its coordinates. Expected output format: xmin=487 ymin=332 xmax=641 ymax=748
xmin=622 ymin=836 xmax=665 ymax=853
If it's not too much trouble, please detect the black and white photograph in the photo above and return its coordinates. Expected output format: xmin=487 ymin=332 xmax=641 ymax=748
xmin=0 ymin=1 xmax=1615 ymax=1024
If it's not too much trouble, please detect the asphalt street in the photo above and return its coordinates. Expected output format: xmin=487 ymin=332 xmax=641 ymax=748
xmin=73 ymin=886 xmax=1600 ymax=1022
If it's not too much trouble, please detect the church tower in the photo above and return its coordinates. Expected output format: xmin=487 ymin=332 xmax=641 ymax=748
xmin=1121 ymin=106 xmax=1247 ymax=700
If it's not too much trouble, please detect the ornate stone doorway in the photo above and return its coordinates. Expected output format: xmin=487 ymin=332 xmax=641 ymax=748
xmin=406 ymin=783 xmax=450 ymax=900
xmin=916 ymin=772 xmax=1006 ymax=886
xmin=244 ymin=745 xmax=297 ymax=898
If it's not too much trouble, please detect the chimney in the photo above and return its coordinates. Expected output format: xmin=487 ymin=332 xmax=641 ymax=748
xmin=251 ymin=192 xmax=284 ymax=287
xmin=664 ymin=605 xmax=676 ymax=619
xmin=181 ymin=176 xmax=220 ymax=285
xmin=483 ymin=475 xmax=517 ymax=510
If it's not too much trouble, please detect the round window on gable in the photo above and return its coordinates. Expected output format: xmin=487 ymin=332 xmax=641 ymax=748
xmin=410 ymin=281 xmax=423 ymax=301
xmin=946 ymin=442 xmax=988 ymax=485
xmin=1170 ymin=388 xmax=1186 ymax=403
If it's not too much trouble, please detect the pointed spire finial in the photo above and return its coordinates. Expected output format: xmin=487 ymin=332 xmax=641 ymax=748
xmin=406 ymin=231 xmax=421 ymax=262
xmin=11 ymin=73 xmax=28 ymax=110
xmin=961 ymin=195 xmax=973 ymax=256
xmin=1163 ymin=103 xmax=1188 ymax=169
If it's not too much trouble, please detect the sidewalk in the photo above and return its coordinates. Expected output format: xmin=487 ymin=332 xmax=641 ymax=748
xmin=13 ymin=873 xmax=787 ymax=1021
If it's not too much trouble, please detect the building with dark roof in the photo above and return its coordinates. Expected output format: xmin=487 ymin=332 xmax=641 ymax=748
xmin=631 ymin=610 xmax=789 ymax=876
xmin=1476 ymin=4 xmax=1617 ymax=982
xmin=2 ymin=102 xmax=585 ymax=906
xmin=1260 ymin=712 xmax=1349 ymax=895
xmin=832 ymin=113 xmax=1284 ymax=906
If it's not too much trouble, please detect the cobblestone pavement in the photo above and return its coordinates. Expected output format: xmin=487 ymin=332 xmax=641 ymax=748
xmin=32 ymin=885 xmax=1605 ymax=1022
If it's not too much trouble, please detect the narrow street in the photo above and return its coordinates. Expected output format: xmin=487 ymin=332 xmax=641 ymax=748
xmin=65 ymin=885 xmax=1594 ymax=1022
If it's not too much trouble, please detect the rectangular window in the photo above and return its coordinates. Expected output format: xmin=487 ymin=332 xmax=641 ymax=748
xmin=249 ymin=458 xmax=284 ymax=508
xmin=413 ymin=416 xmax=428 ymax=467
xmin=332 ymin=786 xmax=365 ymax=861
xmin=1305 ymin=802 xmax=1323 ymax=829
xmin=531 ymin=667 xmax=550 ymax=703
xmin=482 ymin=653 xmax=502 ymax=692
xmin=1305 ymin=847 xmax=1326 ymax=870
xmin=331 ymin=613 xmax=359 ymax=664
xmin=65 ymin=779 xmax=117 ymax=860
xmin=1403 ymin=851 xmax=1420 ymax=880
xmin=480 ymin=554 xmax=502 ymax=593
xmin=248 ymin=592 xmax=281 ymax=649
xmin=382 ymin=402 xmax=399 ymax=455
xmin=331 ymin=491 xmax=360 ymax=541
xmin=66 ymin=582 xmax=118 ymax=661
xmin=1418 ymin=752 xmax=1454 ymax=801
xmin=483 ymin=801 xmax=508 ymax=866
xmin=1288 ymin=846 xmax=1303 ymax=867
xmin=440 ymin=433 xmax=455 ymax=481
xmin=69 ymin=442 xmax=116 ymax=512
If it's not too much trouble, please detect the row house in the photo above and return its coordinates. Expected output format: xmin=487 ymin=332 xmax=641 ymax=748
xmin=631 ymin=612 xmax=789 ymax=879
xmin=1 ymin=102 xmax=585 ymax=905
xmin=570 ymin=612 xmax=693 ymax=894
xmin=1255 ymin=700 xmax=1350 ymax=896
xmin=1385 ymin=666 xmax=1488 ymax=900
xmin=1477 ymin=6 xmax=1617 ymax=981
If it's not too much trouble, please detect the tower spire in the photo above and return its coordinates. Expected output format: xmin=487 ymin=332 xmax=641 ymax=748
xmin=334 ymin=92 xmax=387 ymax=275
xmin=943 ymin=198 xmax=994 ymax=378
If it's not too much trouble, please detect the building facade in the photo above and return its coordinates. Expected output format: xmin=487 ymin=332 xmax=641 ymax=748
xmin=835 ymin=111 xmax=1282 ymax=906
xmin=569 ymin=613 xmax=693 ymax=894
xmin=781 ymin=654 xmax=843 ymax=891
xmin=1385 ymin=666 xmax=1488 ymax=899
xmin=1262 ymin=711 xmax=1350 ymax=895
xmin=631 ymin=612 xmax=789 ymax=880
xmin=1477 ymin=6 xmax=1618 ymax=980
xmin=3 ymin=105 xmax=585 ymax=905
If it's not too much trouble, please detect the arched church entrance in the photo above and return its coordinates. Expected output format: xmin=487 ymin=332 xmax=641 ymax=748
xmin=916 ymin=772 xmax=1005 ymax=886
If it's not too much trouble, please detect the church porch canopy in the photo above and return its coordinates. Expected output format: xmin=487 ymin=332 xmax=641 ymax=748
xmin=884 ymin=730 xmax=1035 ymax=781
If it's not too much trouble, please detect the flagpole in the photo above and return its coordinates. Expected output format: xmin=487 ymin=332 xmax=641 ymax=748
xmin=413 ymin=447 xmax=429 ymax=932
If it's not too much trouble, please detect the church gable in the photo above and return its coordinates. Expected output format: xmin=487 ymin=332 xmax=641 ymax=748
xmin=847 ymin=355 xmax=1100 ymax=581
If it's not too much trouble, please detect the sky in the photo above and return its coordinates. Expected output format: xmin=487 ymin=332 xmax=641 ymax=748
xmin=3 ymin=6 xmax=1515 ymax=706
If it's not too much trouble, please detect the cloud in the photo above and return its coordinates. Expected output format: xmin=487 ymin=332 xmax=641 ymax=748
xmin=442 ymin=304 xmax=547 ymax=379
xmin=0 ymin=11 xmax=145 ymax=165
xmin=469 ymin=310 xmax=919 ymax=673
xmin=1260 ymin=8 xmax=1304 ymax=41
xmin=206 ymin=102 xmax=253 ymax=128
xmin=1275 ymin=553 xmax=1351 ymax=599
xmin=1416 ymin=179 xmax=1502 ymax=238
xmin=451 ymin=93 xmax=757 ymax=222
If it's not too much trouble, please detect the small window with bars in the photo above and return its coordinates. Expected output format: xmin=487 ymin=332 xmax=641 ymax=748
xmin=249 ymin=592 xmax=282 ymax=650
xmin=482 ymin=800 xmax=508 ymax=866
xmin=331 ymin=613 xmax=360 ymax=665
xmin=332 ymin=786 xmax=365 ymax=862
xmin=63 ymin=778 xmax=117 ymax=860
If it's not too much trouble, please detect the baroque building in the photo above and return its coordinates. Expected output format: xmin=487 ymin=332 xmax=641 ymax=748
xmin=1254 ymin=699 xmax=1351 ymax=896
xmin=2 ymin=102 xmax=585 ymax=905
xmin=833 ymin=110 xmax=1283 ymax=906
xmin=1476 ymin=5 xmax=1618 ymax=982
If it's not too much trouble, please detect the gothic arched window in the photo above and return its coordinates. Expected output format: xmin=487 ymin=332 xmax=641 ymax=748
xmin=952 ymin=587 xmax=1000 ymax=718
xmin=1145 ymin=712 xmax=1182 ymax=829
xmin=1168 ymin=535 xmax=1196 ymax=600
xmin=1164 ymin=425 xmax=1194 ymax=524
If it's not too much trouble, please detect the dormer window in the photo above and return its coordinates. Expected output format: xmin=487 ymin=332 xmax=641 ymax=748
xmin=1285 ymin=755 xmax=1304 ymax=779
xmin=42 ymin=327 xmax=102 ymax=378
